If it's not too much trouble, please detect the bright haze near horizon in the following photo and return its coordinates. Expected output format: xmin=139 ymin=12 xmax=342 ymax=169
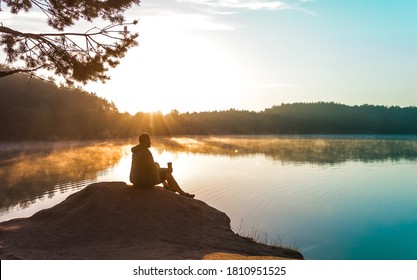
xmin=1 ymin=0 xmax=417 ymax=114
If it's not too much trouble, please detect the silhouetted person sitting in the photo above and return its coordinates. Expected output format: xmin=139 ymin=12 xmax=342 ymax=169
xmin=130 ymin=133 xmax=195 ymax=198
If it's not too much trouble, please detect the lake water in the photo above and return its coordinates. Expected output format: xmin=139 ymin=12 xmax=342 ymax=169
xmin=1 ymin=136 xmax=417 ymax=260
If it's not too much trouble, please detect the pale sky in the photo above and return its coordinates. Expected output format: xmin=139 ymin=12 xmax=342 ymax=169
xmin=2 ymin=1 xmax=417 ymax=114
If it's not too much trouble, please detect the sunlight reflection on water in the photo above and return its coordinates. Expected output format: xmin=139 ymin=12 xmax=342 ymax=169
xmin=1 ymin=136 xmax=417 ymax=260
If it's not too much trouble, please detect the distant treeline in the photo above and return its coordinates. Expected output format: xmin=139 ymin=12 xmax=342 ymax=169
xmin=1 ymin=73 xmax=417 ymax=140
xmin=0 ymin=73 xmax=132 ymax=140
xmin=159 ymin=104 xmax=417 ymax=135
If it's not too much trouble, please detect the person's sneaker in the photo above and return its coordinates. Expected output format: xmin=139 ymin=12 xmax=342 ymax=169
xmin=181 ymin=192 xmax=195 ymax=199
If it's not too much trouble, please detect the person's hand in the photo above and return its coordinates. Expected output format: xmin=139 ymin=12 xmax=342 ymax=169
xmin=167 ymin=162 xmax=173 ymax=173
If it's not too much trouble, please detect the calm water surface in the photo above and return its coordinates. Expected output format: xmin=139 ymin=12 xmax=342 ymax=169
xmin=1 ymin=136 xmax=417 ymax=260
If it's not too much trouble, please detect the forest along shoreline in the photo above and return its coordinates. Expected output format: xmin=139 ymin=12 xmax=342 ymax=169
xmin=2 ymin=72 xmax=417 ymax=140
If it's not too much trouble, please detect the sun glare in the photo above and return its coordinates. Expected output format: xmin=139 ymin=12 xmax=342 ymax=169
xmin=85 ymin=15 xmax=247 ymax=114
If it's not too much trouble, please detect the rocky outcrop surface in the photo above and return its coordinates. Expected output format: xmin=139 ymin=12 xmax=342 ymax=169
xmin=0 ymin=182 xmax=303 ymax=260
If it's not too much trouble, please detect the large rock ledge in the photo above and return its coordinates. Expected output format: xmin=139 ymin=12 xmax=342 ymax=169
xmin=0 ymin=182 xmax=303 ymax=260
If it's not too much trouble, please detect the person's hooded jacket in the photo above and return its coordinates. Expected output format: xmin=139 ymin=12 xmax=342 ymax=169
xmin=129 ymin=144 xmax=159 ymax=187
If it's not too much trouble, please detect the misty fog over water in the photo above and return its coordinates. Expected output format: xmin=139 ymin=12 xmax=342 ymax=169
xmin=1 ymin=136 xmax=417 ymax=259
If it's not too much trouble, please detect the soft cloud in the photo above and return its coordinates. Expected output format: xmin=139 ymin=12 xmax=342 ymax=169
xmin=175 ymin=0 xmax=317 ymax=16
xmin=178 ymin=0 xmax=290 ymax=11
xmin=140 ymin=13 xmax=235 ymax=31
xmin=0 ymin=10 xmax=50 ymax=32
xmin=131 ymin=0 xmax=317 ymax=34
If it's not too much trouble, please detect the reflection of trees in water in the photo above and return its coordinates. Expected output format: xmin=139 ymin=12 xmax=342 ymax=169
xmin=0 ymin=142 xmax=124 ymax=210
xmin=154 ymin=136 xmax=417 ymax=164
xmin=3 ymin=136 xmax=416 ymax=212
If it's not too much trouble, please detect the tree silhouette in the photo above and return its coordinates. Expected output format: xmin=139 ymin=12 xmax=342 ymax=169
xmin=0 ymin=0 xmax=139 ymax=85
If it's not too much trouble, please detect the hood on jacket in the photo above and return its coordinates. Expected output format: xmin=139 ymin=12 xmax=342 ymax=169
xmin=131 ymin=144 xmax=145 ymax=154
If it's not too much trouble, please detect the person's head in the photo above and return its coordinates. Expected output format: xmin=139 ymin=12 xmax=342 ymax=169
xmin=139 ymin=133 xmax=151 ymax=147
